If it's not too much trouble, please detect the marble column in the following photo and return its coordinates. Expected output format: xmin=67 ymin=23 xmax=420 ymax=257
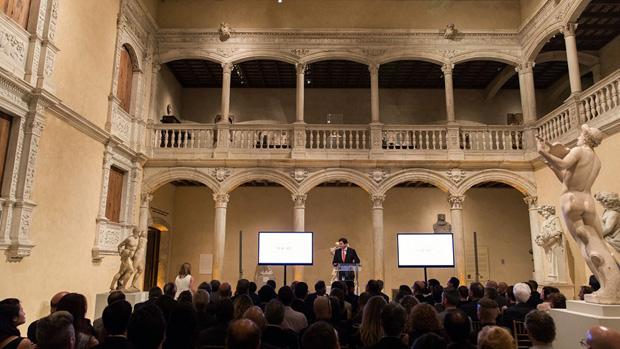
xmin=370 ymin=64 xmax=380 ymax=124
xmin=442 ymin=64 xmax=456 ymax=123
xmin=212 ymin=193 xmax=230 ymax=280
xmin=292 ymin=194 xmax=307 ymax=281
xmin=220 ymin=63 xmax=233 ymax=123
xmin=449 ymin=195 xmax=466 ymax=282
xmin=561 ymin=23 xmax=582 ymax=94
xmin=371 ymin=195 xmax=385 ymax=281
xmin=296 ymin=64 xmax=306 ymax=123
xmin=516 ymin=62 xmax=537 ymax=123
xmin=524 ymin=196 xmax=544 ymax=283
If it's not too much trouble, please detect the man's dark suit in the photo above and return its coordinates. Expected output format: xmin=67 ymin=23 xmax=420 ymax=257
xmin=332 ymin=247 xmax=360 ymax=281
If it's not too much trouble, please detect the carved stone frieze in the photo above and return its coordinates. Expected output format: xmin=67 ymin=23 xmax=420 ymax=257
xmin=219 ymin=23 xmax=232 ymax=42
xmin=210 ymin=167 xmax=232 ymax=182
xmin=446 ymin=168 xmax=466 ymax=184
xmin=290 ymin=168 xmax=309 ymax=182
xmin=216 ymin=47 xmax=240 ymax=57
xmin=368 ymin=168 xmax=389 ymax=183
xmin=291 ymin=48 xmax=310 ymax=57
xmin=0 ymin=31 xmax=26 ymax=64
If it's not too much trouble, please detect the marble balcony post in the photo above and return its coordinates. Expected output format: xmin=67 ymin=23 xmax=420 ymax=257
xmin=292 ymin=194 xmax=307 ymax=281
xmin=449 ymin=195 xmax=466 ymax=282
xmin=371 ymin=195 xmax=385 ymax=281
xmin=442 ymin=64 xmax=456 ymax=123
xmin=212 ymin=193 xmax=230 ymax=280
xmin=561 ymin=23 xmax=582 ymax=94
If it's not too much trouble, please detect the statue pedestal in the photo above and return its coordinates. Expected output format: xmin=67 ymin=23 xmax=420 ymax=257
xmin=550 ymin=300 xmax=620 ymax=349
xmin=94 ymin=291 xmax=148 ymax=319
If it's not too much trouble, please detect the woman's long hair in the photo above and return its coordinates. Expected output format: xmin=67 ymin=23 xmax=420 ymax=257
xmin=360 ymin=295 xmax=387 ymax=346
xmin=178 ymin=262 xmax=191 ymax=277
xmin=0 ymin=298 xmax=21 ymax=342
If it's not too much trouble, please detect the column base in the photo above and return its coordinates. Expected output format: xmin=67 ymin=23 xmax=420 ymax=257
xmin=550 ymin=301 xmax=620 ymax=349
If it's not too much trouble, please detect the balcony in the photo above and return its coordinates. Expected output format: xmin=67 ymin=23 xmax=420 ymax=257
xmin=146 ymin=69 xmax=620 ymax=165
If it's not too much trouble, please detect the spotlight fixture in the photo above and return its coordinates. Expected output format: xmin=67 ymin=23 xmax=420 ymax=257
xmin=277 ymin=0 xmax=283 ymax=3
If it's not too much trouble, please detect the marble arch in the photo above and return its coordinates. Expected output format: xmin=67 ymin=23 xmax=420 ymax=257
xmin=298 ymin=169 xmax=377 ymax=195
xmin=142 ymin=167 xmax=220 ymax=194
xmin=524 ymin=23 xmax=565 ymax=63
xmin=219 ymin=169 xmax=298 ymax=194
xmin=451 ymin=51 xmax=521 ymax=66
xmin=456 ymin=169 xmax=537 ymax=198
xmin=377 ymin=169 xmax=457 ymax=196
xmin=564 ymin=0 xmax=593 ymax=23
xmin=302 ymin=51 xmax=370 ymax=65
xmin=377 ymin=53 xmax=447 ymax=66
xmin=158 ymin=50 xmax=224 ymax=65
xmin=228 ymin=51 xmax=298 ymax=65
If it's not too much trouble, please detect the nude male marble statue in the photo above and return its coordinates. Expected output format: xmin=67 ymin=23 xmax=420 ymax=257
xmin=537 ymin=124 xmax=620 ymax=304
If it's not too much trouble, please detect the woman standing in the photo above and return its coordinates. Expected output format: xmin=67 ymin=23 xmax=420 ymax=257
xmin=175 ymin=262 xmax=196 ymax=298
xmin=0 ymin=299 xmax=33 ymax=349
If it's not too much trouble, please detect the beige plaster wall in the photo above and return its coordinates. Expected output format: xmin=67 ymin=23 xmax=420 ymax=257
xmin=0 ymin=113 xmax=116 ymax=325
xmin=180 ymin=88 xmax=522 ymax=125
xmin=519 ymin=0 xmax=544 ymax=23
xmin=155 ymin=65 xmax=183 ymax=121
xmin=138 ymin=0 xmax=158 ymax=19
xmin=150 ymin=183 xmax=176 ymax=285
xmin=533 ymin=130 xmax=620 ymax=293
xmin=599 ymin=36 xmax=620 ymax=79
xmin=159 ymin=185 xmax=533 ymax=293
xmin=156 ymin=0 xmax=522 ymax=30
xmin=52 ymin=0 xmax=120 ymax=129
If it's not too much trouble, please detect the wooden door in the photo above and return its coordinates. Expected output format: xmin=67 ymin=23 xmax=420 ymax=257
xmin=116 ymin=47 xmax=134 ymax=113
xmin=105 ymin=167 xmax=124 ymax=222
xmin=144 ymin=227 xmax=161 ymax=290
xmin=1 ymin=0 xmax=31 ymax=29
xmin=0 ymin=113 xmax=11 ymax=189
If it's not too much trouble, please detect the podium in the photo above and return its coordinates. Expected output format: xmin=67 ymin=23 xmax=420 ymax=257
xmin=335 ymin=263 xmax=361 ymax=293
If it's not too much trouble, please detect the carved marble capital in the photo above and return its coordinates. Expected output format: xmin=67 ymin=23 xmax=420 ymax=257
xmin=560 ymin=22 xmax=578 ymax=37
xmin=296 ymin=63 xmax=307 ymax=75
xmin=368 ymin=64 xmax=380 ymax=75
xmin=140 ymin=192 xmax=154 ymax=206
xmin=371 ymin=195 xmax=385 ymax=209
xmin=213 ymin=193 xmax=230 ymax=208
xmin=441 ymin=63 xmax=454 ymax=75
xmin=292 ymin=194 xmax=307 ymax=209
xmin=221 ymin=63 xmax=233 ymax=74
xmin=523 ymin=195 xmax=538 ymax=209
xmin=449 ymin=195 xmax=465 ymax=209
xmin=516 ymin=62 xmax=535 ymax=74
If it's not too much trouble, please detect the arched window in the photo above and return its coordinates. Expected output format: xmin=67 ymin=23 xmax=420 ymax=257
xmin=1 ymin=0 xmax=31 ymax=29
xmin=116 ymin=45 xmax=135 ymax=113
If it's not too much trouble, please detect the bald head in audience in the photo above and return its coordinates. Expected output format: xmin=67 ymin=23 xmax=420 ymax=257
xmin=585 ymin=326 xmax=620 ymax=349
xmin=50 ymin=292 xmax=69 ymax=312
xmin=226 ymin=319 xmax=261 ymax=349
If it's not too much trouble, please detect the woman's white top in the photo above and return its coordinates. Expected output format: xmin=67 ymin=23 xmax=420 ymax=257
xmin=174 ymin=274 xmax=191 ymax=298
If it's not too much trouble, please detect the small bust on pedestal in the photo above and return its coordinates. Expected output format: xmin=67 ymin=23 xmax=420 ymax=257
xmin=433 ymin=213 xmax=452 ymax=233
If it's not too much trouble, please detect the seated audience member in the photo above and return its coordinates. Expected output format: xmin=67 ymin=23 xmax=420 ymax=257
xmin=292 ymin=282 xmax=310 ymax=318
xmin=398 ymin=295 xmax=419 ymax=319
xmin=56 ymin=293 xmax=98 ymax=349
xmin=267 ymin=280 xmax=277 ymax=290
xmin=496 ymin=283 xmax=508 ymax=299
xmin=584 ymin=326 xmax=620 ymax=349
xmin=352 ymin=292 xmax=371 ymax=325
xmin=248 ymin=282 xmax=261 ymax=305
xmin=355 ymin=295 xmax=387 ymax=348
xmin=484 ymin=287 xmax=508 ymax=309
xmin=412 ymin=332 xmax=448 ymax=349
xmin=93 ymin=300 xmax=132 ymax=349
xmin=242 ymin=306 xmax=267 ymax=331
xmin=313 ymin=296 xmax=332 ymax=322
xmin=156 ymin=282 xmax=177 ymax=322
xmin=525 ymin=310 xmax=555 ymax=349
xmin=377 ymin=280 xmax=390 ymax=302
xmin=262 ymin=300 xmax=299 ymax=349
xmin=548 ymin=293 xmax=566 ymax=309
xmin=278 ymin=286 xmax=308 ymax=332
xmin=210 ymin=280 xmax=221 ymax=301
xmin=305 ymin=281 xmax=327 ymax=322
xmin=193 ymin=289 xmax=213 ymax=330
xmin=198 ymin=298 xmax=234 ymax=347
xmin=541 ymin=286 xmax=559 ymax=303
xmin=177 ymin=290 xmax=192 ymax=305
xmin=234 ymin=295 xmax=255 ymax=320
xmin=429 ymin=279 xmax=445 ymax=305
xmin=93 ymin=290 xmax=126 ymax=342
xmin=235 ymin=279 xmax=251 ymax=298
xmin=164 ymin=303 xmax=196 ymax=349
xmin=365 ymin=303 xmax=408 ymax=349
xmin=301 ymin=321 xmax=340 ymax=349
xmin=406 ymin=303 xmax=444 ymax=346
xmin=198 ymin=281 xmax=212 ymax=293
xmin=330 ymin=288 xmax=350 ymax=321
xmin=27 ymin=291 xmax=68 ymax=344
xmin=501 ymin=283 xmax=534 ymax=328
xmin=395 ymin=285 xmax=413 ymax=303
xmin=36 ymin=311 xmax=75 ymax=349
xmin=345 ymin=281 xmax=359 ymax=313
xmin=579 ymin=286 xmax=593 ymax=301
xmin=458 ymin=286 xmax=469 ymax=304
xmin=439 ymin=288 xmax=460 ymax=323
xmin=413 ymin=281 xmax=433 ymax=304
xmin=505 ymin=286 xmax=516 ymax=306
xmin=476 ymin=298 xmax=500 ymax=330
xmin=477 ymin=326 xmax=513 ymax=349
xmin=226 ymin=319 xmax=261 ymax=349
xmin=0 ymin=298 xmax=34 ymax=349
xmin=447 ymin=277 xmax=460 ymax=290
xmin=134 ymin=287 xmax=162 ymax=312
xmin=459 ymin=282 xmax=484 ymax=321
xmin=127 ymin=305 xmax=166 ymax=349
xmin=220 ymin=282 xmax=233 ymax=299
xmin=526 ymin=280 xmax=543 ymax=307
xmin=444 ymin=309 xmax=475 ymax=349
xmin=589 ymin=275 xmax=601 ymax=292
xmin=366 ymin=280 xmax=382 ymax=298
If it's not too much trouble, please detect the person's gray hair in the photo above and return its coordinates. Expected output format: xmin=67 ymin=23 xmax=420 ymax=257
xmin=513 ymin=283 xmax=532 ymax=304
xmin=36 ymin=311 xmax=75 ymax=349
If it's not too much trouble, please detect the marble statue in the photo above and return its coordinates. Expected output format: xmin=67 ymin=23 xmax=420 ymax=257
xmin=594 ymin=191 xmax=620 ymax=253
xmin=329 ymin=242 xmax=339 ymax=284
xmin=127 ymin=230 xmax=147 ymax=292
xmin=537 ymin=124 xmax=620 ymax=304
xmin=219 ymin=23 xmax=232 ymax=41
xmin=536 ymin=205 xmax=571 ymax=283
xmin=166 ymin=104 xmax=173 ymax=116
xmin=433 ymin=213 xmax=452 ymax=233
xmin=444 ymin=24 xmax=456 ymax=40
xmin=110 ymin=228 xmax=141 ymax=291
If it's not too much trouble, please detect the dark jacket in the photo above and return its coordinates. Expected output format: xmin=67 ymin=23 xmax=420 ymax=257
xmin=363 ymin=336 xmax=408 ymax=349
xmin=92 ymin=336 xmax=134 ymax=349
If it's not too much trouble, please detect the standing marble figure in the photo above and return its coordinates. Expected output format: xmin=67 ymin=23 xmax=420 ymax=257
xmin=594 ymin=191 xmax=620 ymax=255
xmin=536 ymin=205 xmax=571 ymax=283
xmin=537 ymin=125 xmax=620 ymax=304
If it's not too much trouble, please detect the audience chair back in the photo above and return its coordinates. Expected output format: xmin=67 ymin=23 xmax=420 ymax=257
xmin=512 ymin=320 xmax=532 ymax=349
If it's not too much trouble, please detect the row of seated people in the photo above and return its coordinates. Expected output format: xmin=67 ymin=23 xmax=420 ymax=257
xmin=1 ymin=276 xmax=619 ymax=349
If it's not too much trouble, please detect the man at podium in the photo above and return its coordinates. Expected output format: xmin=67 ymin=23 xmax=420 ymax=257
xmin=332 ymin=237 xmax=360 ymax=281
